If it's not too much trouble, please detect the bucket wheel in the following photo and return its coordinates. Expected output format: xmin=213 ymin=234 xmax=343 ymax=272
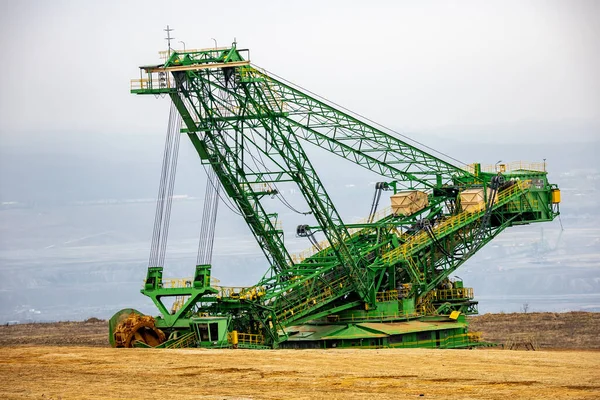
xmin=109 ymin=309 xmax=166 ymax=348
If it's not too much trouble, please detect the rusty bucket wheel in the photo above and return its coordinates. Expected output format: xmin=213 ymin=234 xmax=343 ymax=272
xmin=109 ymin=309 xmax=166 ymax=348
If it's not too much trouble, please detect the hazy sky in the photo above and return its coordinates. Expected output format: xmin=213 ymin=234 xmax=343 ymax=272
xmin=0 ymin=0 xmax=598 ymax=143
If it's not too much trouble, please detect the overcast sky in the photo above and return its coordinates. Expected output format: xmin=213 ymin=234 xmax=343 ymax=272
xmin=0 ymin=0 xmax=598 ymax=144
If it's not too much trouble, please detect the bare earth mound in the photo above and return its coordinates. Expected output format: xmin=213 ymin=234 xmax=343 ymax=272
xmin=0 ymin=320 xmax=107 ymax=347
xmin=468 ymin=311 xmax=600 ymax=349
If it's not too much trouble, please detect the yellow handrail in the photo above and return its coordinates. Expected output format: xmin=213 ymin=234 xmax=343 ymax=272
xmin=434 ymin=287 xmax=474 ymax=300
xmin=236 ymin=332 xmax=264 ymax=345
xmin=383 ymin=179 xmax=531 ymax=265
xmin=289 ymin=206 xmax=394 ymax=264
xmin=375 ymin=290 xmax=399 ymax=302
xmin=278 ymin=275 xmax=350 ymax=321
xmin=130 ymin=78 xmax=150 ymax=90
xmin=463 ymin=161 xmax=546 ymax=174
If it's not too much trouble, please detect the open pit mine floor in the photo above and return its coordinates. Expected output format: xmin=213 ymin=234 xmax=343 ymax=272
xmin=0 ymin=346 xmax=599 ymax=400
xmin=0 ymin=313 xmax=599 ymax=399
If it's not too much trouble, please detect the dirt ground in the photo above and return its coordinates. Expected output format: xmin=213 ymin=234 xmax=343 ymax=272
xmin=1 ymin=312 xmax=597 ymax=349
xmin=0 ymin=320 xmax=107 ymax=347
xmin=468 ymin=312 xmax=600 ymax=349
xmin=0 ymin=346 xmax=598 ymax=400
xmin=0 ymin=313 xmax=599 ymax=399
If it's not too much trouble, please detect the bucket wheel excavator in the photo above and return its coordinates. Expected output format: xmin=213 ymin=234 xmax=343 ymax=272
xmin=110 ymin=41 xmax=560 ymax=349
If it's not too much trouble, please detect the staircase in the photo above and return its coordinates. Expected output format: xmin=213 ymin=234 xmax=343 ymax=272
xmin=273 ymin=269 xmax=355 ymax=327
xmin=165 ymin=331 xmax=197 ymax=349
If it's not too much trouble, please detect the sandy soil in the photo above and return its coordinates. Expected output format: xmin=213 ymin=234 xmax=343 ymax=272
xmin=1 ymin=312 xmax=598 ymax=349
xmin=0 ymin=346 xmax=598 ymax=400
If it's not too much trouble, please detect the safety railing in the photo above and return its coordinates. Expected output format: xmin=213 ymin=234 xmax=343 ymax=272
xmin=467 ymin=331 xmax=482 ymax=342
xmin=375 ymin=290 xmax=398 ymax=302
xmin=170 ymin=296 xmax=189 ymax=313
xmin=239 ymin=65 xmax=266 ymax=82
xmin=289 ymin=238 xmax=331 ymax=264
xmin=216 ymin=285 xmax=265 ymax=300
xmin=339 ymin=310 xmax=422 ymax=323
xmin=130 ymin=72 xmax=174 ymax=92
xmin=153 ymin=280 xmax=265 ymax=302
xmin=250 ymin=182 xmax=276 ymax=194
xmin=463 ymin=162 xmax=546 ymax=174
xmin=416 ymin=290 xmax=437 ymax=315
xmin=289 ymin=206 xmax=394 ymax=264
xmin=237 ymin=332 xmax=264 ymax=345
xmin=159 ymin=47 xmax=231 ymax=61
xmin=352 ymin=206 xmax=394 ymax=226
xmin=161 ymin=278 xmax=193 ymax=288
xmin=434 ymin=287 xmax=474 ymax=301
xmin=382 ymin=180 xmax=531 ymax=266
xmin=166 ymin=331 xmax=197 ymax=349
xmin=505 ymin=198 xmax=539 ymax=212
xmin=277 ymin=275 xmax=351 ymax=323
xmin=130 ymin=78 xmax=150 ymax=91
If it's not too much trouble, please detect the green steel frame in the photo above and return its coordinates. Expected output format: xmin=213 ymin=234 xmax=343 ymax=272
xmin=115 ymin=43 xmax=560 ymax=349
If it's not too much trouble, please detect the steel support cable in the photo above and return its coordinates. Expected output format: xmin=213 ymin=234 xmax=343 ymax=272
xmin=197 ymin=166 xmax=214 ymax=264
xmin=367 ymin=185 xmax=384 ymax=223
xmin=367 ymin=188 xmax=379 ymax=224
xmin=157 ymin=108 xmax=182 ymax=268
xmin=424 ymin=224 xmax=463 ymax=262
xmin=445 ymin=182 xmax=500 ymax=263
xmin=245 ymin=130 xmax=312 ymax=215
xmin=252 ymin=64 xmax=469 ymax=168
xmin=205 ymin=183 xmax=219 ymax=263
xmin=149 ymin=103 xmax=178 ymax=267
xmin=197 ymin=188 xmax=210 ymax=263
xmin=469 ymin=181 xmax=500 ymax=247
xmin=201 ymin=163 xmax=242 ymax=216
xmin=197 ymin=165 xmax=220 ymax=265
xmin=308 ymin=234 xmax=322 ymax=251
xmin=149 ymin=107 xmax=174 ymax=266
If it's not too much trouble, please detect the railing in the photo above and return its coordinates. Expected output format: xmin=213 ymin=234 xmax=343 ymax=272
xmin=159 ymin=47 xmax=231 ymax=61
xmin=161 ymin=278 xmax=193 ymax=288
xmin=166 ymin=331 xmax=197 ymax=349
xmin=144 ymin=275 xmax=264 ymax=301
xmin=382 ymin=180 xmax=531 ymax=265
xmin=416 ymin=290 xmax=437 ymax=315
xmin=250 ymin=182 xmax=276 ymax=194
xmin=467 ymin=331 xmax=482 ymax=342
xmin=130 ymin=73 xmax=174 ymax=92
xmin=506 ymin=198 xmax=539 ymax=212
xmin=463 ymin=161 xmax=546 ymax=174
xmin=290 ymin=238 xmax=331 ymax=264
xmin=130 ymin=78 xmax=150 ymax=91
xmin=170 ymin=296 xmax=188 ymax=313
xmin=375 ymin=290 xmax=398 ymax=302
xmin=434 ymin=287 xmax=474 ymax=301
xmin=352 ymin=206 xmax=394 ymax=227
xmin=216 ymin=285 xmax=265 ymax=300
xmin=236 ymin=332 xmax=264 ymax=345
xmin=340 ymin=311 xmax=422 ymax=323
xmin=277 ymin=275 xmax=351 ymax=323
xmin=240 ymin=65 xmax=265 ymax=81
xmin=289 ymin=206 xmax=394 ymax=264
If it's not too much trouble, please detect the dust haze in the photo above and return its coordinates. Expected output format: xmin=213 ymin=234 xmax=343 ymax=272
xmin=0 ymin=0 xmax=599 ymax=323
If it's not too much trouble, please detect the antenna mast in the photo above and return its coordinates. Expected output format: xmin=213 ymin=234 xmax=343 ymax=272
xmin=164 ymin=25 xmax=175 ymax=57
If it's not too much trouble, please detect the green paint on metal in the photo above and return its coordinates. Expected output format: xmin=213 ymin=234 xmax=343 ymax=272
xmin=117 ymin=43 xmax=561 ymax=350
